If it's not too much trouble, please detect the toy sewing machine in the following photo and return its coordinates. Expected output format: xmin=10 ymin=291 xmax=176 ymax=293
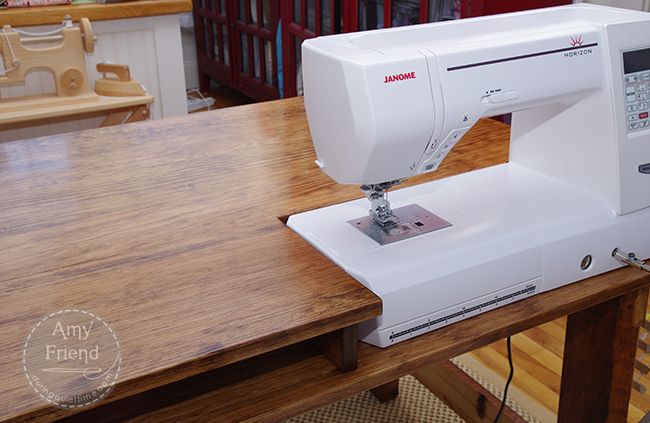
xmin=288 ymin=4 xmax=650 ymax=347
xmin=0 ymin=16 xmax=152 ymax=126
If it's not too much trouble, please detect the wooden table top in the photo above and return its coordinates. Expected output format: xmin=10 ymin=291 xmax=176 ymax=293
xmin=0 ymin=0 xmax=191 ymax=27
xmin=0 ymin=97 xmax=393 ymax=421
xmin=3 ymin=97 xmax=649 ymax=422
xmin=21 ymin=100 xmax=646 ymax=423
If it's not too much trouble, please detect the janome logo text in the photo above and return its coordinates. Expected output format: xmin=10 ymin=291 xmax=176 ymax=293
xmin=384 ymin=72 xmax=416 ymax=83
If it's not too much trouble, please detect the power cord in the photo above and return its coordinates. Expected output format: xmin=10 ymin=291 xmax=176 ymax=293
xmin=494 ymin=336 xmax=514 ymax=423
xmin=186 ymin=88 xmax=214 ymax=112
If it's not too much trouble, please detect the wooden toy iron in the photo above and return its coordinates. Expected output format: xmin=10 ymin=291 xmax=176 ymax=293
xmin=95 ymin=63 xmax=146 ymax=97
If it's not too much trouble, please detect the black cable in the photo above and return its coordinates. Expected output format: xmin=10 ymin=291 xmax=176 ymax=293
xmin=494 ymin=336 xmax=514 ymax=423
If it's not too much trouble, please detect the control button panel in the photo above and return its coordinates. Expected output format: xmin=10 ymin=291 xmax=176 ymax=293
xmin=418 ymin=128 xmax=468 ymax=174
xmin=624 ymin=70 xmax=650 ymax=133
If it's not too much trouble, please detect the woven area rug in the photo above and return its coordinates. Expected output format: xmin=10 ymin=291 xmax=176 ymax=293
xmin=286 ymin=375 xmax=465 ymax=423
xmin=285 ymin=356 xmax=549 ymax=423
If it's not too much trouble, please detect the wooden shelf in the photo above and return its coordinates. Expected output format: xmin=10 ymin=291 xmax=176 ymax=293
xmin=0 ymin=0 xmax=192 ymax=27
xmin=0 ymin=94 xmax=154 ymax=125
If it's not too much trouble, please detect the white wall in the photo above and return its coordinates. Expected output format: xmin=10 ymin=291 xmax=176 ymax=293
xmin=180 ymin=13 xmax=200 ymax=90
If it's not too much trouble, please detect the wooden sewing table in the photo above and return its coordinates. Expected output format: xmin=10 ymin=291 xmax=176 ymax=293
xmin=0 ymin=97 xmax=648 ymax=423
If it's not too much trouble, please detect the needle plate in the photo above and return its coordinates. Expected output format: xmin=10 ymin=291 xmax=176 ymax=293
xmin=348 ymin=204 xmax=452 ymax=246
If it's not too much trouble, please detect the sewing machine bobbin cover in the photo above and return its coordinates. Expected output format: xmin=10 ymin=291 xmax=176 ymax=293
xmin=288 ymin=4 xmax=650 ymax=347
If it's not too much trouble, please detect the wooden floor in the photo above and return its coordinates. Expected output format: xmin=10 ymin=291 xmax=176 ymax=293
xmin=470 ymin=292 xmax=650 ymax=422
xmin=189 ymin=86 xmax=255 ymax=113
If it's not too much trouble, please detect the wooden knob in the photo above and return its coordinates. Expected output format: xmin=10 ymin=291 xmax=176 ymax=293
xmin=61 ymin=68 xmax=84 ymax=90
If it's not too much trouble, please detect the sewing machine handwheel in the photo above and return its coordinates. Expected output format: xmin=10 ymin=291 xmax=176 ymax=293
xmin=80 ymin=18 xmax=94 ymax=53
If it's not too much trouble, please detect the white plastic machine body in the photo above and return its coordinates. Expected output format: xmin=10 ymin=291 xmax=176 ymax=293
xmin=287 ymin=4 xmax=650 ymax=347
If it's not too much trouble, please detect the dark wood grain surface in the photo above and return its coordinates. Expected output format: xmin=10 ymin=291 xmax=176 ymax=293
xmin=559 ymin=287 xmax=649 ymax=423
xmin=1 ymin=97 xmax=391 ymax=422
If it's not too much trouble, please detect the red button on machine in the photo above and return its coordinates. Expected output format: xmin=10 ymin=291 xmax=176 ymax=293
xmin=640 ymin=112 xmax=649 ymax=119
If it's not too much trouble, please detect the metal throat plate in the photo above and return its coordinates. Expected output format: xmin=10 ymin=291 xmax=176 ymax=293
xmin=348 ymin=204 xmax=452 ymax=246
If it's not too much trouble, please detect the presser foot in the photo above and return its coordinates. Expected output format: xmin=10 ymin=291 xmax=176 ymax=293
xmin=360 ymin=181 xmax=402 ymax=227
xmin=355 ymin=182 xmax=452 ymax=245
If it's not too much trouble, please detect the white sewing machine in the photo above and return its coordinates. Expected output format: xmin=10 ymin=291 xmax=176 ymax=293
xmin=288 ymin=4 xmax=650 ymax=347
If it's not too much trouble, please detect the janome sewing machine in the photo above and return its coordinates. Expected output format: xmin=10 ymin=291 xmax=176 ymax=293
xmin=289 ymin=4 xmax=650 ymax=347
xmin=0 ymin=16 xmax=152 ymax=126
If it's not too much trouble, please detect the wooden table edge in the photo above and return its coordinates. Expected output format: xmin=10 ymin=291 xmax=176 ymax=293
xmin=4 ymin=296 xmax=381 ymax=423
xmin=243 ymin=273 xmax=650 ymax=423
xmin=0 ymin=95 xmax=154 ymax=125
xmin=39 ymin=266 xmax=650 ymax=423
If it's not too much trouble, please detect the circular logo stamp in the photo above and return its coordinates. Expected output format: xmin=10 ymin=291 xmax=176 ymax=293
xmin=22 ymin=309 xmax=121 ymax=408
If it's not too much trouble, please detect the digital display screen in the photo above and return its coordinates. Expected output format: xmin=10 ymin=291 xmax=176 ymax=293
xmin=624 ymin=48 xmax=650 ymax=74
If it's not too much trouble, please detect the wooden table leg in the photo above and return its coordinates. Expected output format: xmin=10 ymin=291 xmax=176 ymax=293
xmin=101 ymin=105 xmax=150 ymax=127
xmin=124 ymin=105 xmax=150 ymax=123
xmin=312 ymin=325 xmax=358 ymax=372
xmin=413 ymin=361 xmax=525 ymax=423
xmin=558 ymin=286 xmax=649 ymax=423
xmin=370 ymin=379 xmax=399 ymax=402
